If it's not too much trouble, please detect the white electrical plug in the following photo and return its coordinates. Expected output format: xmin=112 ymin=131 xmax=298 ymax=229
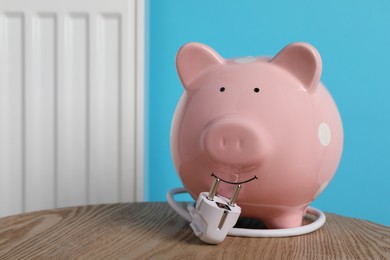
xmin=188 ymin=178 xmax=242 ymax=244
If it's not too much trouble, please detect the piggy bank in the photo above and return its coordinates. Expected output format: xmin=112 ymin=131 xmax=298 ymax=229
xmin=170 ymin=42 xmax=343 ymax=228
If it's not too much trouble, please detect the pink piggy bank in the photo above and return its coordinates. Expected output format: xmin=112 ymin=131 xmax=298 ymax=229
xmin=170 ymin=42 xmax=343 ymax=228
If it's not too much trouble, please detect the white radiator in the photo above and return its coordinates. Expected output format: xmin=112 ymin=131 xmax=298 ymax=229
xmin=0 ymin=0 xmax=145 ymax=217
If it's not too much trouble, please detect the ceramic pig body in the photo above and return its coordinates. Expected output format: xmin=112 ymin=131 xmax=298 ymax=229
xmin=171 ymin=42 xmax=343 ymax=228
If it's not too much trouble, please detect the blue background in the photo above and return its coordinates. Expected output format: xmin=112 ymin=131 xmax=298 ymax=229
xmin=146 ymin=0 xmax=390 ymax=226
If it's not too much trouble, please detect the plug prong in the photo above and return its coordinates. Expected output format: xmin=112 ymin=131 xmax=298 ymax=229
xmin=229 ymin=184 xmax=241 ymax=206
xmin=207 ymin=178 xmax=220 ymax=201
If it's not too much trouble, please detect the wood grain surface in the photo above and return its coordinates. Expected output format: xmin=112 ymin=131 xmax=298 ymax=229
xmin=0 ymin=202 xmax=389 ymax=259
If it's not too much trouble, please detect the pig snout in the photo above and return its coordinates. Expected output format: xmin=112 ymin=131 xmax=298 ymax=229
xmin=202 ymin=117 xmax=264 ymax=169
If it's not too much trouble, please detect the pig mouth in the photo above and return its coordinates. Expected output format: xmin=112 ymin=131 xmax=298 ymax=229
xmin=211 ymin=173 xmax=258 ymax=185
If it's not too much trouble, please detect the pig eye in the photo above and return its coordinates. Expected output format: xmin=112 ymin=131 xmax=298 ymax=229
xmin=220 ymin=87 xmax=225 ymax=92
xmin=254 ymin=87 xmax=260 ymax=93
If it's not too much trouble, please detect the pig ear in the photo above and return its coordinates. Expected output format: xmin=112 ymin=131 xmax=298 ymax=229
xmin=270 ymin=42 xmax=322 ymax=93
xmin=176 ymin=42 xmax=224 ymax=90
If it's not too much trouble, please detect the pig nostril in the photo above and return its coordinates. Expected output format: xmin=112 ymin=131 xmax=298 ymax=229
xmin=238 ymin=139 xmax=243 ymax=149
xmin=221 ymin=137 xmax=226 ymax=148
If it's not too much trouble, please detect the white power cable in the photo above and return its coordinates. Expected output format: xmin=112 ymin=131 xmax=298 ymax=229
xmin=166 ymin=187 xmax=192 ymax=222
xmin=167 ymin=187 xmax=326 ymax=238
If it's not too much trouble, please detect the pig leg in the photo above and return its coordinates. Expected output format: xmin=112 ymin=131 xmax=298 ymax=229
xmin=263 ymin=211 xmax=304 ymax=229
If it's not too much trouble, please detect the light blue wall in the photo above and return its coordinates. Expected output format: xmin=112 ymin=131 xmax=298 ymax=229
xmin=146 ymin=0 xmax=390 ymax=226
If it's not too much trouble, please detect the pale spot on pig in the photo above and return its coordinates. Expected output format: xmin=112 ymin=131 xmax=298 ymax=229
xmin=314 ymin=181 xmax=329 ymax=199
xmin=318 ymin=122 xmax=331 ymax=147
xmin=234 ymin=57 xmax=257 ymax=64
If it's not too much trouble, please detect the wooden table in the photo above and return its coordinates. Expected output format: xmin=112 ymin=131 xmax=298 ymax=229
xmin=0 ymin=202 xmax=389 ymax=259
